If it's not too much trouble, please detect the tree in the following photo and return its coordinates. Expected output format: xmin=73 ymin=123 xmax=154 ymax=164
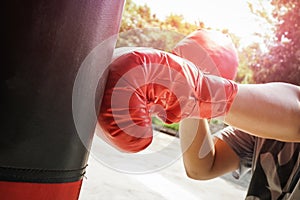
xmin=117 ymin=0 xmax=200 ymax=50
xmin=119 ymin=0 xmax=152 ymax=32
xmin=250 ymin=0 xmax=300 ymax=85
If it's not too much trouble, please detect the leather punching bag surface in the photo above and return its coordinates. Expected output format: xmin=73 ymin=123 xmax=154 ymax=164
xmin=1 ymin=0 xmax=124 ymax=199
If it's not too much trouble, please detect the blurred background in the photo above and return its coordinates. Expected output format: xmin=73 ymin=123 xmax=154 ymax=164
xmin=119 ymin=0 xmax=300 ymax=85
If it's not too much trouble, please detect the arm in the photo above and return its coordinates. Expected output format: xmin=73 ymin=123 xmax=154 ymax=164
xmin=225 ymin=82 xmax=300 ymax=142
xmin=179 ymin=118 xmax=239 ymax=180
xmin=179 ymin=82 xmax=300 ymax=180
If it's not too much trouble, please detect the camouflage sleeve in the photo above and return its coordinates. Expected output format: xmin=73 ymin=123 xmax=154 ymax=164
xmin=214 ymin=126 xmax=256 ymax=179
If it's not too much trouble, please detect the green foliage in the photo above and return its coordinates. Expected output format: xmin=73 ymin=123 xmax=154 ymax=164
xmin=122 ymin=0 xmax=200 ymax=34
xmin=235 ymin=43 xmax=261 ymax=84
xmin=152 ymin=117 xmax=179 ymax=131
xmin=118 ymin=0 xmax=199 ymax=51
xmin=249 ymin=0 xmax=300 ymax=85
xmin=228 ymin=33 xmax=255 ymax=84
xmin=116 ymin=28 xmax=185 ymax=52
xmin=118 ymin=0 xmax=254 ymax=83
xmin=119 ymin=0 xmax=154 ymax=32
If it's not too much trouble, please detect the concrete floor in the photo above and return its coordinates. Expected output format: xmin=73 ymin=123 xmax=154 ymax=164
xmin=79 ymin=131 xmax=249 ymax=200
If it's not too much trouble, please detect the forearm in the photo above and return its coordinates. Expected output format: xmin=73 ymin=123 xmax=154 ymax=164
xmin=179 ymin=119 xmax=215 ymax=179
xmin=179 ymin=119 xmax=239 ymax=180
xmin=225 ymin=82 xmax=300 ymax=142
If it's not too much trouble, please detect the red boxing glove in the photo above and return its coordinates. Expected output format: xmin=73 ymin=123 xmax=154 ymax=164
xmin=172 ymin=29 xmax=238 ymax=80
xmin=99 ymin=47 xmax=238 ymax=153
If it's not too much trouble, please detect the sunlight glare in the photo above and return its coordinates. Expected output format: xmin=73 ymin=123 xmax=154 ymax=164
xmin=133 ymin=0 xmax=273 ymax=45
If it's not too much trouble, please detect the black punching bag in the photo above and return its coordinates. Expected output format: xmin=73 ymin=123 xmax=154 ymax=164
xmin=1 ymin=0 xmax=124 ymax=199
